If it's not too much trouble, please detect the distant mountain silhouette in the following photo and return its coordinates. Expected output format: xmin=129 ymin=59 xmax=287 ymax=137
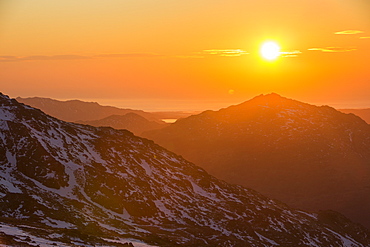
xmin=16 ymin=96 xmax=163 ymax=123
xmin=3 ymin=93 xmax=370 ymax=246
xmin=339 ymin=108 xmax=370 ymax=124
xmin=144 ymin=93 xmax=370 ymax=228
xmin=150 ymin=111 xmax=200 ymax=121
xmin=76 ymin=113 xmax=166 ymax=135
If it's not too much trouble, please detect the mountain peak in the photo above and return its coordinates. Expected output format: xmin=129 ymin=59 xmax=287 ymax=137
xmin=214 ymin=93 xmax=310 ymax=119
xmin=0 ymin=92 xmax=12 ymax=102
xmin=246 ymin=93 xmax=296 ymax=106
xmin=259 ymin=92 xmax=283 ymax=98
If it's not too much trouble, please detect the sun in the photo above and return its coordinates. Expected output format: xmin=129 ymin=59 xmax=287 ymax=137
xmin=260 ymin=41 xmax=281 ymax=61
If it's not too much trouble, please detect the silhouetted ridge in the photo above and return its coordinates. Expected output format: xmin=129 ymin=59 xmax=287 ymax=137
xmin=144 ymin=94 xmax=370 ymax=228
xmin=76 ymin=112 xmax=166 ymax=135
xmin=16 ymin=96 xmax=164 ymax=123
xmin=234 ymin=93 xmax=312 ymax=110
xmin=340 ymin=108 xmax=370 ymax=124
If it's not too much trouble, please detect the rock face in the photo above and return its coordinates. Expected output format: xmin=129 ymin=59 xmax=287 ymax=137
xmin=1 ymin=93 xmax=370 ymax=246
xmin=76 ymin=113 xmax=166 ymax=136
xmin=144 ymin=93 xmax=370 ymax=228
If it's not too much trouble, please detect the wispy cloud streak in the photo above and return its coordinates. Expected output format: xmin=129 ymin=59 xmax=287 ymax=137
xmin=0 ymin=55 xmax=91 ymax=62
xmin=0 ymin=53 xmax=162 ymax=62
xmin=201 ymin=49 xmax=249 ymax=57
xmin=308 ymin=47 xmax=356 ymax=53
xmin=95 ymin=53 xmax=162 ymax=58
xmin=174 ymin=55 xmax=205 ymax=59
xmin=280 ymin=50 xmax=302 ymax=57
xmin=334 ymin=30 xmax=364 ymax=35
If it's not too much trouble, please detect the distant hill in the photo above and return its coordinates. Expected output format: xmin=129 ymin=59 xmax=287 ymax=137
xmin=76 ymin=113 xmax=167 ymax=136
xmin=150 ymin=111 xmax=200 ymax=121
xmin=16 ymin=96 xmax=163 ymax=123
xmin=339 ymin=108 xmax=370 ymax=124
xmin=144 ymin=93 xmax=370 ymax=228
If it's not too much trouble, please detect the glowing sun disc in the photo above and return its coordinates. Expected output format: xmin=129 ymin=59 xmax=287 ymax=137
xmin=260 ymin=41 xmax=280 ymax=60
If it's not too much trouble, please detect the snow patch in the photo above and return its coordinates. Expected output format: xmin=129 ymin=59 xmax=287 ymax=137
xmin=103 ymin=238 xmax=158 ymax=247
xmin=190 ymin=180 xmax=220 ymax=202
xmin=0 ymin=177 xmax=22 ymax=194
xmin=255 ymin=232 xmax=279 ymax=245
xmin=154 ymin=199 xmax=173 ymax=217
xmin=297 ymin=210 xmax=317 ymax=219
xmin=0 ymin=109 xmax=15 ymax=121
xmin=41 ymin=217 xmax=76 ymax=229
xmin=139 ymin=161 xmax=152 ymax=176
xmin=325 ymin=228 xmax=362 ymax=247
xmin=0 ymin=223 xmax=71 ymax=247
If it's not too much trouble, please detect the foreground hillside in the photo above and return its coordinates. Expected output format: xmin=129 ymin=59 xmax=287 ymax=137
xmin=144 ymin=93 xmax=370 ymax=228
xmin=1 ymin=93 xmax=370 ymax=246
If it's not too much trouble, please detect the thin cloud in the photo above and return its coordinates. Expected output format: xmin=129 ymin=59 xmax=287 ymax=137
xmin=0 ymin=54 xmax=91 ymax=62
xmin=0 ymin=53 xmax=163 ymax=62
xmin=174 ymin=55 xmax=205 ymax=59
xmin=95 ymin=53 xmax=162 ymax=58
xmin=334 ymin=30 xmax=364 ymax=35
xmin=202 ymin=49 xmax=249 ymax=57
xmin=25 ymin=55 xmax=91 ymax=61
xmin=308 ymin=47 xmax=357 ymax=53
xmin=360 ymin=36 xmax=370 ymax=39
xmin=0 ymin=55 xmax=17 ymax=59
xmin=280 ymin=50 xmax=302 ymax=57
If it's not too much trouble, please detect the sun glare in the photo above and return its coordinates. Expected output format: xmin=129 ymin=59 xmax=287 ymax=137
xmin=260 ymin=41 xmax=280 ymax=61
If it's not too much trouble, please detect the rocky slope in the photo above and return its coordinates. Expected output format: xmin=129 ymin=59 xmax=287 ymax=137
xmin=144 ymin=93 xmax=370 ymax=228
xmin=1 ymin=93 xmax=370 ymax=246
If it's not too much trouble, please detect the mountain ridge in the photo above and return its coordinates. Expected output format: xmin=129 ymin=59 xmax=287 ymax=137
xmin=76 ymin=113 xmax=166 ymax=136
xmin=16 ymin=96 xmax=164 ymax=123
xmin=2 ymin=93 xmax=370 ymax=246
xmin=339 ymin=108 xmax=370 ymax=124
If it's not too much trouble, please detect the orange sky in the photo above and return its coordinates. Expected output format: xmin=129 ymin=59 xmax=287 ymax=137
xmin=0 ymin=0 xmax=369 ymax=111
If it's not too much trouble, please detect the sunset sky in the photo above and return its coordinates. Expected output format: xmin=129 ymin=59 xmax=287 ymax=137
xmin=0 ymin=0 xmax=369 ymax=111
